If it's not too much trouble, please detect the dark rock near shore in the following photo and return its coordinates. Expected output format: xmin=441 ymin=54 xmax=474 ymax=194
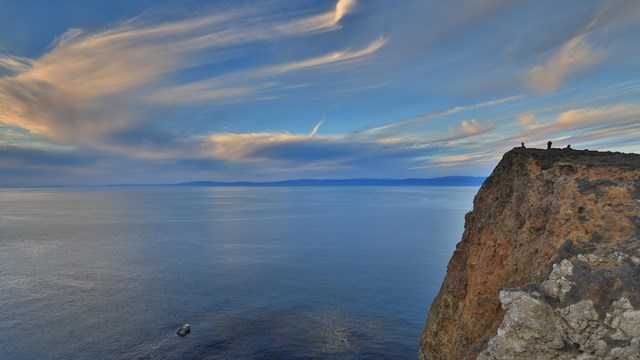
xmin=177 ymin=324 xmax=190 ymax=337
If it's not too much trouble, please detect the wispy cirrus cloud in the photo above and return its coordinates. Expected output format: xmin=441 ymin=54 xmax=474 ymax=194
xmin=553 ymin=104 xmax=638 ymax=127
xmin=178 ymin=94 xmax=504 ymax=173
xmin=150 ymin=36 xmax=387 ymax=104
xmin=371 ymin=117 xmax=496 ymax=146
xmin=0 ymin=0 xmax=398 ymax=178
xmin=201 ymin=114 xmax=494 ymax=168
xmin=521 ymin=103 xmax=640 ymax=141
xmin=444 ymin=102 xmax=640 ymax=166
xmin=335 ymin=0 xmax=357 ymax=22
xmin=358 ymin=95 xmax=522 ymax=135
xmin=264 ymin=36 xmax=386 ymax=74
xmin=208 ymin=132 xmax=343 ymax=164
xmin=1 ymin=0 xmax=639 ymax=185
xmin=277 ymin=0 xmax=358 ymax=34
xmin=518 ymin=114 xmax=535 ymax=126
xmin=0 ymin=54 xmax=35 ymax=74
xmin=309 ymin=117 xmax=325 ymax=137
xmin=201 ymin=130 xmax=440 ymax=176
xmin=0 ymin=1 xmax=367 ymax=145
xmin=526 ymin=33 xmax=603 ymax=93
xmin=411 ymin=101 xmax=640 ymax=171
xmin=432 ymin=152 xmax=494 ymax=166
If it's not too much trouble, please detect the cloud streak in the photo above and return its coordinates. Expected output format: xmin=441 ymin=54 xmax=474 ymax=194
xmin=0 ymin=1 xmax=375 ymax=147
xmin=359 ymin=95 xmax=523 ymax=135
xmin=1 ymin=0 xmax=639 ymax=184
xmin=508 ymin=103 xmax=640 ymax=145
xmin=202 ymin=115 xmax=495 ymax=169
xmin=309 ymin=117 xmax=325 ymax=137
xmin=149 ymin=37 xmax=387 ymax=104
xmin=526 ymin=34 xmax=603 ymax=93
xmin=0 ymin=55 xmax=35 ymax=74
xmin=275 ymin=0 xmax=358 ymax=34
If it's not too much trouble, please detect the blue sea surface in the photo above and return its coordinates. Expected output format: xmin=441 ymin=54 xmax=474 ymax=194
xmin=0 ymin=186 xmax=477 ymax=359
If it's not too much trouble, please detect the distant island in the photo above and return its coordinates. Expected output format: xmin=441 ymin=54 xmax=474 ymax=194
xmin=173 ymin=176 xmax=486 ymax=187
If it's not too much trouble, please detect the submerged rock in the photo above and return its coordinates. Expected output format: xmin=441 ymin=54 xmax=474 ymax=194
xmin=177 ymin=324 xmax=191 ymax=337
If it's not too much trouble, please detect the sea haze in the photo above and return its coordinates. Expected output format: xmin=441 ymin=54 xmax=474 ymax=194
xmin=0 ymin=186 xmax=476 ymax=359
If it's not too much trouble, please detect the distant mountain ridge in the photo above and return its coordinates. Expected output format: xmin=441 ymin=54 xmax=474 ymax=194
xmin=175 ymin=176 xmax=486 ymax=187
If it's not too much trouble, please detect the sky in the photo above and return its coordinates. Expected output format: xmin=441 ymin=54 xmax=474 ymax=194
xmin=0 ymin=0 xmax=639 ymax=185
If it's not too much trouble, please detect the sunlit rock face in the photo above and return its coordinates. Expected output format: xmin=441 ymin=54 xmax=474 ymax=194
xmin=419 ymin=148 xmax=640 ymax=360
xmin=478 ymin=259 xmax=640 ymax=359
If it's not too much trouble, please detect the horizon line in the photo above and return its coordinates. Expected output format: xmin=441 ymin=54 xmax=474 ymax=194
xmin=0 ymin=176 xmax=488 ymax=189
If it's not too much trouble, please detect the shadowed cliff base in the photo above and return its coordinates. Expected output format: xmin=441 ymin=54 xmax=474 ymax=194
xmin=420 ymin=148 xmax=640 ymax=359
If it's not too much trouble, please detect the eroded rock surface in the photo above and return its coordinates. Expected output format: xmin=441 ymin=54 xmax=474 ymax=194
xmin=420 ymin=148 xmax=640 ymax=359
xmin=478 ymin=258 xmax=640 ymax=359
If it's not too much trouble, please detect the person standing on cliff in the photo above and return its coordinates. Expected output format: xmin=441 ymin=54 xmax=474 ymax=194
xmin=521 ymin=142 xmax=526 ymax=148
xmin=547 ymin=141 xmax=552 ymax=149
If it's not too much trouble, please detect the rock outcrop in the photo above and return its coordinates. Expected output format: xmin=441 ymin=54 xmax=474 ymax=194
xmin=420 ymin=148 xmax=640 ymax=359
xmin=177 ymin=323 xmax=191 ymax=337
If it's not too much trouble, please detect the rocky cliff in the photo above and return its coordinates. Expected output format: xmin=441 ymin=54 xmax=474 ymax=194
xmin=420 ymin=148 xmax=640 ymax=359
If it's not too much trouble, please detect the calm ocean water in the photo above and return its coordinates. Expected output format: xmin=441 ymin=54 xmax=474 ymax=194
xmin=0 ymin=186 xmax=477 ymax=359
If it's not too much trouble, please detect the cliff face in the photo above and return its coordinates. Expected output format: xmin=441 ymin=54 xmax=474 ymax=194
xmin=420 ymin=148 xmax=640 ymax=359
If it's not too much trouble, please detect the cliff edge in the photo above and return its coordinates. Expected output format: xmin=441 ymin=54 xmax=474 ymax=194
xmin=420 ymin=148 xmax=640 ymax=359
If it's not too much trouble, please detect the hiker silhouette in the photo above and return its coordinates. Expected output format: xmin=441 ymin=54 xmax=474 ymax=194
xmin=547 ymin=141 xmax=552 ymax=149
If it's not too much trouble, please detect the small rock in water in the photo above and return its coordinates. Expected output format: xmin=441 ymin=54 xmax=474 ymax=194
xmin=177 ymin=323 xmax=190 ymax=337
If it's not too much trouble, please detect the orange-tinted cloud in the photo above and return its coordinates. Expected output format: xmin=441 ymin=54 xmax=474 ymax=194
xmin=526 ymin=34 xmax=603 ymax=93
xmin=0 ymin=1 xmax=376 ymax=146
